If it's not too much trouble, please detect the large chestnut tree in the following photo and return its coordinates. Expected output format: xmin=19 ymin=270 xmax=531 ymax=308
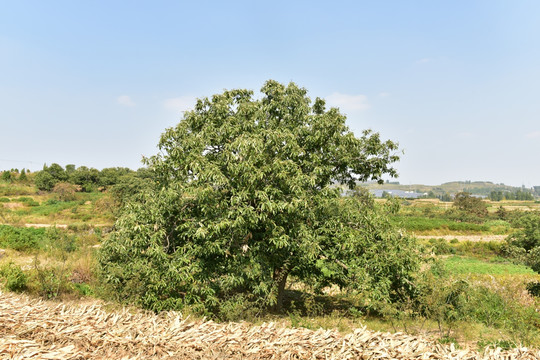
xmin=99 ymin=80 xmax=419 ymax=314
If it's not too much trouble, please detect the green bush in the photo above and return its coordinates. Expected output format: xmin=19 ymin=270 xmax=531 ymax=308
xmin=467 ymin=287 xmax=509 ymax=327
xmin=1 ymin=171 xmax=13 ymax=183
xmin=526 ymin=281 xmax=540 ymax=297
xmin=73 ymin=283 xmax=94 ymax=296
xmin=0 ymin=197 xmax=9 ymax=203
xmin=35 ymin=163 xmax=68 ymax=191
xmin=43 ymin=227 xmax=78 ymax=254
xmin=0 ymin=263 xmax=28 ymax=292
xmin=453 ymin=192 xmax=488 ymax=218
xmin=500 ymin=243 xmax=528 ymax=263
xmin=36 ymin=268 xmax=63 ymax=299
xmin=0 ymin=225 xmax=46 ymax=251
xmin=508 ymin=214 xmax=540 ymax=251
xmin=527 ymin=246 xmax=540 ymax=273
xmin=428 ymin=238 xmax=455 ymax=255
xmin=18 ymin=170 xmax=27 ymax=182
xmin=34 ymin=263 xmax=72 ymax=299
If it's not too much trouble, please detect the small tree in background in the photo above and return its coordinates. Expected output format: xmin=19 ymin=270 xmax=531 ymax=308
xmin=69 ymin=166 xmax=100 ymax=192
xmin=504 ymin=213 xmax=540 ymax=295
xmin=35 ymin=163 xmax=68 ymax=191
xmin=99 ymin=80 xmax=420 ymax=314
xmin=1 ymin=171 xmax=13 ymax=183
xmin=453 ymin=192 xmax=488 ymax=217
xmin=18 ymin=169 xmax=27 ymax=182
xmin=507 ymin=214 xmax=540 ymax=252
xmin=52 ymin=182 xmax=78 ymax=202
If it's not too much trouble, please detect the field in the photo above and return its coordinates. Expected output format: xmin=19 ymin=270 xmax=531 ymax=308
xmin=1 ymin=177 xmax=540 ymax=357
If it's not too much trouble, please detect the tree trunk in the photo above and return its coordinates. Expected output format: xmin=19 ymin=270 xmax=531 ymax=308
xmin=273 ymin=267 xmax=289 ymax=312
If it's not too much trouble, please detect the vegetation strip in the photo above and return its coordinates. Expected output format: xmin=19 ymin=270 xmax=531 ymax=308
xmin=0 ymin=291 xmax=539 ymax=359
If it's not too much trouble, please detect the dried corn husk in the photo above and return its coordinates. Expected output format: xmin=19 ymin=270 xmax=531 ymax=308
xmin=0 ymin=291 xmax=538 ymax=359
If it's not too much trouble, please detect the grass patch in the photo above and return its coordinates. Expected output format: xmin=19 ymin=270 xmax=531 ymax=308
xmin=443 ymin=256 xmax=535 ymax=275
xmin=0 ymin=183 xmax=36 ymax=196
xmin=29 ymin=200 xmax=79 ymax=216
xmin=423 ymin=238 xmax=503 ymax=258
xmin=393 ymin=216 xmax=489 ymax=233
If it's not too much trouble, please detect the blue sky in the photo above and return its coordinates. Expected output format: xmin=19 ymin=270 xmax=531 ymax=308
xmin=1 ymin=1 xmax=539 ymax=186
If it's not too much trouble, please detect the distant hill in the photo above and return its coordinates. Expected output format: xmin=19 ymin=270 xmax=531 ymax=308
xmin=359 ymin=181 xmax=533 ymax=198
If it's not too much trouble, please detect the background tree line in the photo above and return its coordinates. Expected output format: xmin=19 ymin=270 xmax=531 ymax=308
xmin=1 ymin=164 xmax=151 ymax=193
xmin=489 ymin=190 xmax=534 ymax=201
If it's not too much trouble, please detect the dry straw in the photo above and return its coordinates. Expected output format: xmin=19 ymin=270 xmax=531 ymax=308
xmin=0 ymin=290 xmax=538 ymax=359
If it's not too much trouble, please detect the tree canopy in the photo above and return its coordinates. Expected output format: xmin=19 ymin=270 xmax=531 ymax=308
xmin=452 ymin=192 xmax=488 ymax=217
xmin=98 ymin=80 xmax=419 ymax=315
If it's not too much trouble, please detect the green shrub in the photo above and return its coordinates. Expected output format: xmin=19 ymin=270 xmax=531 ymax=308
xmin=508 ymin=214 xmax=540 ymax=251
xmin=37 ymin=268 xmax=62 ymax=299
xmin=526 ymin=281 xmax=540 ymax=297
xmin=0 ymin=225 xmax=46 ymax=251
xmin=18 ymin=169 xmax=27 ymax=182
xmin=468 ymin=287 xmax=508 ymax=327
xmin=0 ymin=263 xmax=28 ymax=292
xmin=411 ymin=271 xmax=540 ymax=342
xmin=428 ymin=238 xmax=455 ymax=255
xmin=453 ymin=192 xmax=488 ymax=218
xmin=34 ymin=263 xmax=71 ymax=299
xmin=43 ymin=227 xmax=78 ymax=254
xmin=500 ymin=243 xmax=528 ymax=263
xmin=52 ymin=182 xmax=78 ymax=201
xmin=1 ymin=171 xmax=13 ymax=183
xmin=73 ymin=283 xmax=94 ymax=296
xmin=0 ymin=197 xmax=9 ymax=203
xmin=527 ymin=246 xmax=540 ymax=273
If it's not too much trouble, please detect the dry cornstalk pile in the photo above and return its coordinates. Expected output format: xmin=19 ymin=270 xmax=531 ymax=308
xmin=0 ymin=291 xmax=538 ymax=360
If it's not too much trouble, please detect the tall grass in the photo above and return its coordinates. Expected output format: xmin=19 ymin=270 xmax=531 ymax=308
xmin=393 ymin=216 xmax=489 ymax=232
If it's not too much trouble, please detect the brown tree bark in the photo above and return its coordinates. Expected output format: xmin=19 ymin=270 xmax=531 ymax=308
xmin=273 ymin=266 xmax=289 ymax=312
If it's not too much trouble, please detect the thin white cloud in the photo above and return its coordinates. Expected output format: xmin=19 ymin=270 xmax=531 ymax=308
xmin=325 ymin=93 xmax=370 ymax=113
xmin=117 ymin=95 xmax=135 ymax=107
xmin=416 ymin=58 xmax=432 ymax=64
xmin=526 ymin=131 xmax=540 ymax=139
xmin=163 ymin=96 xmax=197 ymax=113
xmin=379 ymin=92 xmax=391 ymax=98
